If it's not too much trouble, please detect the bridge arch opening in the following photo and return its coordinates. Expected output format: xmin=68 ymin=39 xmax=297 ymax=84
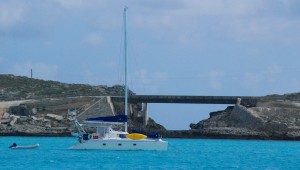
xmin=147 ymin=103 xmax=231 ymax=130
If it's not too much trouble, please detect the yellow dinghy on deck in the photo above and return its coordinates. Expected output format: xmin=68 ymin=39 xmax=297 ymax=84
xmin=126 ymin=133 xmax=147 ymax=140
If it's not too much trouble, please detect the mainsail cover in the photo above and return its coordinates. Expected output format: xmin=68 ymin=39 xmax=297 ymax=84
xmin=86 ymin=115 xmax=127 ymax=123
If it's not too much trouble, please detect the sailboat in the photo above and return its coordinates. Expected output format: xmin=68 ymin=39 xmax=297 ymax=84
xmin=69 ymin=7 xmax=168 ymax=150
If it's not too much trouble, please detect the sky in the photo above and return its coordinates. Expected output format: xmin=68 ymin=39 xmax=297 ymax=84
xmin=1 ymin=0 xmax=300 ymax=130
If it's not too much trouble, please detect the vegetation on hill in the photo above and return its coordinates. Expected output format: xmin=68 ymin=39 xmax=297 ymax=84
xmin=0 ymin=74 xmax=128 ymax=101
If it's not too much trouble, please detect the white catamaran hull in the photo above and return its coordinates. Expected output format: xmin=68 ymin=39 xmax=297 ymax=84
xmin=69 ymin=139 xmax=168 ymax=151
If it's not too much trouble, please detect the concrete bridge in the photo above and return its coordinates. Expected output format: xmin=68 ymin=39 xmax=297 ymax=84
xmin=112 ymin=95 xmax=259 ymax=107
xmin=110 ymin=95 xmax=260 ymax=126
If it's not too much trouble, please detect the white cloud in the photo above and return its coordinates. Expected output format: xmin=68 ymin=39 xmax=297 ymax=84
xmin=134 ymin=69 xmax=151 ymax=85
xmin=243 ymin=64 xmax=282 ymax=87
xmin=84 ymin=33 xmax=103 ymax=46
xmin=133 ymin=0 xmax=265 ymax=27
xmin=12 ymin=62 xmax=58 ymax=80
xmin=80 ymin=69 xmax=97 ymax=85
xmin=2 ymin=0 xmax=297 ymax=45
xmin=133 ymin=69 xmax=168 ymax=93
xmin=243 ymin=72 xmax=264 ymax=87
xmin=290 ymin=79 xmax=300 ymax=89
xmin=134 ymin=69 xmax=168 ymax=85
xmin=266 ymin=64 xmax=281 ymax=75
xmin=78 ymin=68 xmax=114 ymax=86
xmin=179 ymin=0 xmax=265 ymax=17
xmin=132 ymin=0 xmax=300 ymax=44
xmin=0 ymin=1 xmax=25 ymax=28
xmin=226 ymin=17 xmax=300 ymax=43
xmin=153 ymin=72 xmax=168 ymax=82
xmin=0 ymin=57 xmax=4 ymax=63
xmin=54 ymin=0 xmax=86 ymax=9
xmin=208 ymin=70 xmax=224 ymax=89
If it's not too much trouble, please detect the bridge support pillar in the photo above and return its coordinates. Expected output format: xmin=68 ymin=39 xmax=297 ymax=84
xmin=107 ymin=96 xmax=116 ymax=115
xmin=142 ymin=103 xmax=148 ymax=126
xmin=236 ymin=98 xmax=241 ymax=105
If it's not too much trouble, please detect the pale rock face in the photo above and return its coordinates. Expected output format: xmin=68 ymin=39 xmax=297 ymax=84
xmin=190 ymin=102 xmax=300 ymax=139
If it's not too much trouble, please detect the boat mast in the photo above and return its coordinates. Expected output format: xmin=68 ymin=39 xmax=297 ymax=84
xmin=124 ymin=7 xmax=128 ymax=132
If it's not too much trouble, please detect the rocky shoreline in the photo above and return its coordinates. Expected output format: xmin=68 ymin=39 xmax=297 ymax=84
xmin=2 ymin=100 xmax=300 ymax=141
xmin=1 ymin=74 xmax=300 ymax=140
xmin=0 ymin=97 xmax=300 ymax=140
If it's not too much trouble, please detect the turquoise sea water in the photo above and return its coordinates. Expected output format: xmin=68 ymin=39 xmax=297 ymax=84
xmin=1 ymin=137 xmax=300 ymax=169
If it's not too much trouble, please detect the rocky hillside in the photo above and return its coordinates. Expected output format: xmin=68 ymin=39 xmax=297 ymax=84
xmin=0 ymin=74 xmax=165 ymax=136
xmin=184 ymin=96 xmax=300 ymax=140
xmin=0 ymin=74 xmax=130 ymax=101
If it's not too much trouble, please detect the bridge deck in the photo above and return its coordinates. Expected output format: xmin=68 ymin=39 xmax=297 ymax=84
xmin=112 ymin=95 xmax=259 ymax=107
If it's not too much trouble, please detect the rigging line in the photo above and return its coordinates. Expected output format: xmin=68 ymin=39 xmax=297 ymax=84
xmin=76 ymin=97 xmax=105 ymax=118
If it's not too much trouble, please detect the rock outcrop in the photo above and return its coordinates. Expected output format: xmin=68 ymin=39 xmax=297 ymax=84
xmin=0 ymin=96 xmax=166 ymax=136
xmin=188 ymin=99 xmax=300 ymax=140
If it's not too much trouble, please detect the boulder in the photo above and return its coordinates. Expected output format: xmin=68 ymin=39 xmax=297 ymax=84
xmin=46 ymin=114 xmax=63 ymax=121
xmin=2 ymin=112 xmax=10 ymax=119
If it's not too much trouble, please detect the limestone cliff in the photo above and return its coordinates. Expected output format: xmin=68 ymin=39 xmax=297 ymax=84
xmin=187 ymin=98 xmax=300 ymax=140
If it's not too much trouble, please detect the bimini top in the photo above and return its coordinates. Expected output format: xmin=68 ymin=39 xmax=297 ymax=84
xmin=85 ymin=115 xmax=127 ymax=123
